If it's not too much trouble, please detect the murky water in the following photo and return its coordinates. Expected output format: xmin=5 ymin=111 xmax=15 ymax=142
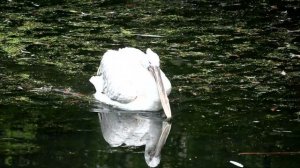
xmin=1 ymin=0 xmax=300 ymax=167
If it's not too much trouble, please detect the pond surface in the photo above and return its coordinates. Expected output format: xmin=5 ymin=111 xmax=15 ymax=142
xmin=1 ymin=0 xmax=300 ymax=167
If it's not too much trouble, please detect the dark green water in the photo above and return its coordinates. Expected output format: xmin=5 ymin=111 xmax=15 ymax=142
xmin=1 ymin=0 xmax=300 ymax=167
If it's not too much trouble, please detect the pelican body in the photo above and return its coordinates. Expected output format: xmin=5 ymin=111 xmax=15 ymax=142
xmin=90 ymin=47 xmax=172 ymax=118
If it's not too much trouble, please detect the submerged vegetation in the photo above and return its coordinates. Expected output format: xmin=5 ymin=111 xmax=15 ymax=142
xmin=0 ymin=0 xmax=299 ymax=167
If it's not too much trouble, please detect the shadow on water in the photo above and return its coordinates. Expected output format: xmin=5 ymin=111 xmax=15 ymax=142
xmin=0 ymin=0 xmax=300 ymax=168
xmin=92 ymin=103 xmax=171 ymax=167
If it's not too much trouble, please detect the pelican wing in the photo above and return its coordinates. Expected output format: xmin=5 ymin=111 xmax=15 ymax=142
xmin=101 ymin=71 xmax=137 ymax=104
xmin=98 ymin=49 xmax=145 ymax=104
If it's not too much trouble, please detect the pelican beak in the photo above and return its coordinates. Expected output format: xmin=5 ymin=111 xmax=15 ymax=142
xmin=149 ymin=66 xmax=172 ymax=118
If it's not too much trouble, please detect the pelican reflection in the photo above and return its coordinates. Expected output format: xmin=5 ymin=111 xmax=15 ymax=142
xmin=94 ymin=104 xmax=171 ymax=167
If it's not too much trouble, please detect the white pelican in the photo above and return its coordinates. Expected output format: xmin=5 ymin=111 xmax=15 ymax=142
xmin=90 ymin=47 xmax=172 ymax=118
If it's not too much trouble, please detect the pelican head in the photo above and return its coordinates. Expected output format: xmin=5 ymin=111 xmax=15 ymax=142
xmin=143 ymin=49 xmax=172 ymax=119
